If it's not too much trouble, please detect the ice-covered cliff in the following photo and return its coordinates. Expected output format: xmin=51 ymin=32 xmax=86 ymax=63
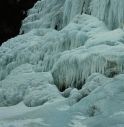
xmin=0 ymin=0 xmax=124 ymax=127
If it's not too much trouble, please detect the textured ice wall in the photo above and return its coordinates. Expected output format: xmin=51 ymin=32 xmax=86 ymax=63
xmin=63 ymin=0 xmax=124 ymax=29
xmin=0 ymin=0 xmax=124 ymax=126
xmin=90 ymin=0 xmax=124 ymax=29
xmin=0 ymin=0 xmax=124 ymax=105
xmin=21 ymin=0 xmax=124 ymax=32
xmin=21 ymin=0 xmax=66 ymax=33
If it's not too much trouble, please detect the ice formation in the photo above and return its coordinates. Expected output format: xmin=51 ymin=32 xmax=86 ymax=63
xmin=90 ymin=0 xmax=124 ymax=29
xmin=0 ymin=0 xmax=124 ymax=127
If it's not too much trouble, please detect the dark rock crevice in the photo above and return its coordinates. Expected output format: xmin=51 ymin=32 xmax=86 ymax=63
xmin=0 ymin=0 xmax=38 ymax=45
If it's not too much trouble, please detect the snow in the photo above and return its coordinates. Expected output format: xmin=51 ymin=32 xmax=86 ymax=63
xmin=0 ymin=0 xmax=124 ymax=126
xmin=0 ymin=102 xmax=39 ymax=119
xmin=0 ymin=118 xmax=48 ymax=127
xmin=0 ymin=64 xmax=62 ymax=107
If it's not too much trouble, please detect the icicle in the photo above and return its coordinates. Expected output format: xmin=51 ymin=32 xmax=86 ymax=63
xmin=90 ymin=0 xmax=124 ymax=29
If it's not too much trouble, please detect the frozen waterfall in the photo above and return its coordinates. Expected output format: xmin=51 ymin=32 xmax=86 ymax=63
xmin=0 ymin=0 xmax=124 ymax=127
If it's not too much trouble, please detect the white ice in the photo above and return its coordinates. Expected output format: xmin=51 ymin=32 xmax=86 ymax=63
xmin=0 ymin=0 xmax=124 ymax=127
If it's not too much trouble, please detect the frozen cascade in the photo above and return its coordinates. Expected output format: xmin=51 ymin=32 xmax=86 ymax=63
xmin=21 ymin=0 xmax=124 ymax=32
xmin=0 ymin=0 xmax=124 ymax=127
xmin=63 ymin=0 xmax=91 ymax=26
xmin=90 ymin=0 xmax=124 ymax=29
xmin=63 ymin=0 xmax=124 ymax=29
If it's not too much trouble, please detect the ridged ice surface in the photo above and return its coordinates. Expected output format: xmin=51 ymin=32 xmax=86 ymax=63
xmin=0 ymin=0 xmax=124 ymax=127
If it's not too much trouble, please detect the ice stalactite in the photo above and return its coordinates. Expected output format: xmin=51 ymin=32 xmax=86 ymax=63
xmin=52 ymin=45 xmax=124 ymax=90
xmin=63 ymin=0 xmax=91 ymax=26
xmin=21 ymin=0 xmax=65 ymax=33
xmin=63 ymin=0 xmax=124 ymax=29
xmin=90 ymin=0 xmax=124 ymax=29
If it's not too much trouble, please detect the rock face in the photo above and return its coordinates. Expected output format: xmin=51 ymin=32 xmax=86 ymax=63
xmin=0 ymin=0 xmax=38 ymax=44
xmin=0 ymin=0 xmax=124 ymax=127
